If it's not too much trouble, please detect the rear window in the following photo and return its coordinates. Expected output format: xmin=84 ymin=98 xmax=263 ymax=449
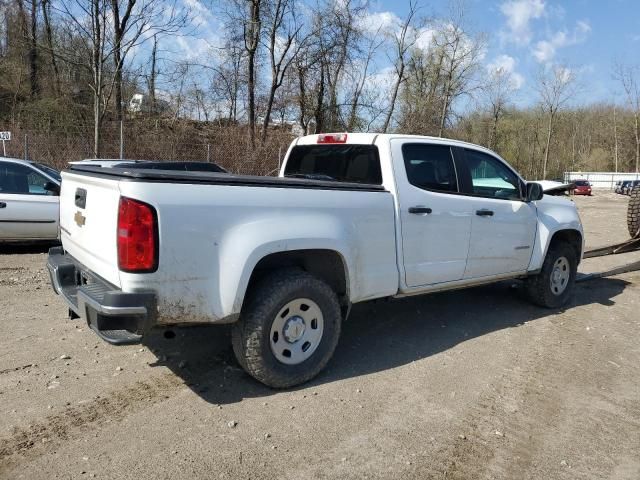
xmin=575 ymin=180 xmax=590 ymax=186
xmin=284 ymin=145 xmax=382 ymax=184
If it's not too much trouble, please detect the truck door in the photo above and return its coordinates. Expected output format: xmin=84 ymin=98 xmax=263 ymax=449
xmin=458 ymin=148 xmax=537 ymax=279
xmin=391 ymin=140 xmax=475 ymax=287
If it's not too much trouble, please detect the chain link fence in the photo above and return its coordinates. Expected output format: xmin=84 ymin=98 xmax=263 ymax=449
xmin=0 ymin=119 xmax=295 ymax=176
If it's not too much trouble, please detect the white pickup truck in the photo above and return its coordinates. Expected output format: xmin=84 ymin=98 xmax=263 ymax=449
xmin=48 ymin=133 xmax=583 ymax=387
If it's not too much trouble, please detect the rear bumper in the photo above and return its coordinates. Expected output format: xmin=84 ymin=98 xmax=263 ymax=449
xmin=47 ymin=246 xmax=156 ymax=344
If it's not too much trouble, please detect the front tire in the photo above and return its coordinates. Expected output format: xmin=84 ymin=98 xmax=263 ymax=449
xmin=232 ymin=270 xmax=342 ymax=388
xmin=525 ymin=242 xmax=577 ymax=308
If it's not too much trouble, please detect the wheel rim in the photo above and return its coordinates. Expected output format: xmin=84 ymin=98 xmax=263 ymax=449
xmin=270 ymin=298 xmax=324 ymax=365
xmin=550 ymin=256 xmax=570 ymax=296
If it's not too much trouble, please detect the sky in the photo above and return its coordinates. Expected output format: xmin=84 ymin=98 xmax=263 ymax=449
xmin=165 ymin=0 xmax=640 ymax=112
xmin=366 ymin=0 xmax=640 ymax=106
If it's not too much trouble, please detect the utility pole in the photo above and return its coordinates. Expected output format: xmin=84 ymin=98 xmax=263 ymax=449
xmin=614 ymin=105 xmax=619 ymax=173
xmin=120 ymin=120 xmax=124 ymax=159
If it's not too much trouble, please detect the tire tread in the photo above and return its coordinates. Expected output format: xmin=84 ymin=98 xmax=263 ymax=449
xmin=526 ymin=242 xmax=577 ymax=308
xmin=628 ymin=185 xmax=640 ymax=238
xmin=231 ymin=270 xmax=341 ymax=388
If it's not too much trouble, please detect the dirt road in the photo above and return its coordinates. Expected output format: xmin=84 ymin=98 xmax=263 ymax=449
xmin=1 ymin=193 xmax=639 ymax=479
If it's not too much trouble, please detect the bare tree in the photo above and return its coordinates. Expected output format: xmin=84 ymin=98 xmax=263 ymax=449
xmin=535 ymin=65 xmax=576 ymax=179
xmin=382 ymin=1 xmax=422 ymax=133
xmin=294 ymin=13 xmax=327 ymax=133
xmin=15 ymin=0 xmax=38 ymax=97
xmin=28 ymin=0 xmax=38 ymax=97
xmin=484 ymin=66 xmax=517 ymax=150
xmin=293 ymin=50 xmax=312 ymax=132
xmin=615 ymin=63 xmax=640 ymax=172
xmin=241 ymin=0 xmax=262 ymax=147
xmin=206 ymin=39 xmax=245 ymax=124
xmin=397 ymin=7 xmax=484 ymax=137
xmin=147 ymin=33 xmax=157 ymax=112
xmin=260 ymin=0 xmax=303 ymax=143
xmin=110 ymin=0 xmax=189 ymax=121
xmin=320 ymin=0 xmax=363 ymax=131
xmin=346 ymin=31 xmax=383 ymax=131
xmin=55 ymin=0 xmax=114 ymax=156
xmin=110 ymin=0 xmax=136 ymax=121
xmin=41 ymin=0 xmax=60 ymax=94
xmin=434 ymin=10 xmax=485 ymax=137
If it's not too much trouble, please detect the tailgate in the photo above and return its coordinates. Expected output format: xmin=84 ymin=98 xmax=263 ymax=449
xmin=59 ymin=171 xmax=122 ymax=287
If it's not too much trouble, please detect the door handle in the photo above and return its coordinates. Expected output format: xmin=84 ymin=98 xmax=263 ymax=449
xmin=476 ymin=209 xmax=494 ymax=217
xmin=0 ymin=202 xmax=6 ymax=209
xmin=409 ymin=206 xmax=432 ymax=215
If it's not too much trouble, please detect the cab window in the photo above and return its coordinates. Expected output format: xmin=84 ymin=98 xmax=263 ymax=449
xmin=401 ymin=144 xmax=459 ymax=193
xmin=464 ymin=149 xmax=521 ymax=200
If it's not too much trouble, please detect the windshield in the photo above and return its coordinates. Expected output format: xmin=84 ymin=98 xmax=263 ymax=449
xmin=32 ymin=163 xmax=61 ymax=182
xmin=284 ymin=145 xmax=382 ymax=184
xmin=575 ymin=180 xmax=589 ymax=186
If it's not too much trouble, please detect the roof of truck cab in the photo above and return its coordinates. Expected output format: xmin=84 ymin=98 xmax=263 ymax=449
xmin=294 ymin=133 xmax=504 ymax=156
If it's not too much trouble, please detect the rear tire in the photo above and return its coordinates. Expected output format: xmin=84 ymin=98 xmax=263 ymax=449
xmin=628 ymin=185 xmax=640 ymax=238
xmin=232 ymin=270 xmax=342 ymax=388
xmin=525 ymin=242 xmax=577 ymax=308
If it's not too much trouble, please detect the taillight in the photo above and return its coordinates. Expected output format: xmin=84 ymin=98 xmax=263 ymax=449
xmin=317 ymin=133 xmax=347 ymax=144
xmin=117 ymin=197 xmax=158 ymax=272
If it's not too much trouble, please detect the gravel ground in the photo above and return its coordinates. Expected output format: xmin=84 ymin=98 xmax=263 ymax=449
xmin=1 ymin=192 xmax=639 ymax=480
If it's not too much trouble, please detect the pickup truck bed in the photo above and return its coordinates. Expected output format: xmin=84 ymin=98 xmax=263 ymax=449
xmin=54 ymin=163 xmax=398 ymax=332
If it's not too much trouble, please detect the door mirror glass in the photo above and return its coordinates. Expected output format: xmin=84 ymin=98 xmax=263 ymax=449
xmin=44 ymin=181 xmax=60 ymax=196
xmin=526 ymin=182 xmax=544 ymax=202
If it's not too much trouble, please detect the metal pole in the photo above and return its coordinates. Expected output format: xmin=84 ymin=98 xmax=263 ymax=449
xmin=207 ymin=143 xmax=210 ymax=162
xmin=24 ymin=134 xmax=28 ymax=160
xmin=278 ymin=146 xmax=282 ymax=170
xmin=2 ymin=140 xmax=5 ymax=157
xmin=119 ymin=120 xmax=124 ymax=159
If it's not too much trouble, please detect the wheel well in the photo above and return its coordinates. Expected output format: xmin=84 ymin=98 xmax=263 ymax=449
xmin=549 ymin=229 xmax=583 ymax=263
xmin=246 ymin=249 xmax=349 ymax=305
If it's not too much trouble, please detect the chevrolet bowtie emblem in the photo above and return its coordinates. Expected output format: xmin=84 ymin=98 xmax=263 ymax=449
xmin=74 ymin=210 xmax=86 ymax=227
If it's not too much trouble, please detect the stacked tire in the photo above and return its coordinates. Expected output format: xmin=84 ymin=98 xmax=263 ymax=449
xmin=629 ymin=185 xmax=640 ymax=238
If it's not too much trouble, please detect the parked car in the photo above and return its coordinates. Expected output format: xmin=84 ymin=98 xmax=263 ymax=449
xmin=619 ymin=180 xmax=637 ymax=195
xmin=48 ymin=133 xmax=584 ymax=388
xmin=0 ymin=158 xmax=61 ymax=242
xmin=626 ymin=180 xmax=640 ymax=195
xmin=573 ymin=179 xmax=592 ymax=196
xmin=615 ymin=181 xmax=623 ymax=194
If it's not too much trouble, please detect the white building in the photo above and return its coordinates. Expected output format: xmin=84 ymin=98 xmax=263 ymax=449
xmin=564 ymin=172 xmax=640 ymax=190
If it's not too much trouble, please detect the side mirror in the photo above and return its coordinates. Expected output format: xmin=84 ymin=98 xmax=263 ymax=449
xmin=526 ymin=182 xmax=544 ymax=202
xmin=44 ymin=181 xmax=60 ymax=196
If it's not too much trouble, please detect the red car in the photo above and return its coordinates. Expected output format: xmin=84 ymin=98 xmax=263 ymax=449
xmin=573 ymin=179 xmax=592 ymax=195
